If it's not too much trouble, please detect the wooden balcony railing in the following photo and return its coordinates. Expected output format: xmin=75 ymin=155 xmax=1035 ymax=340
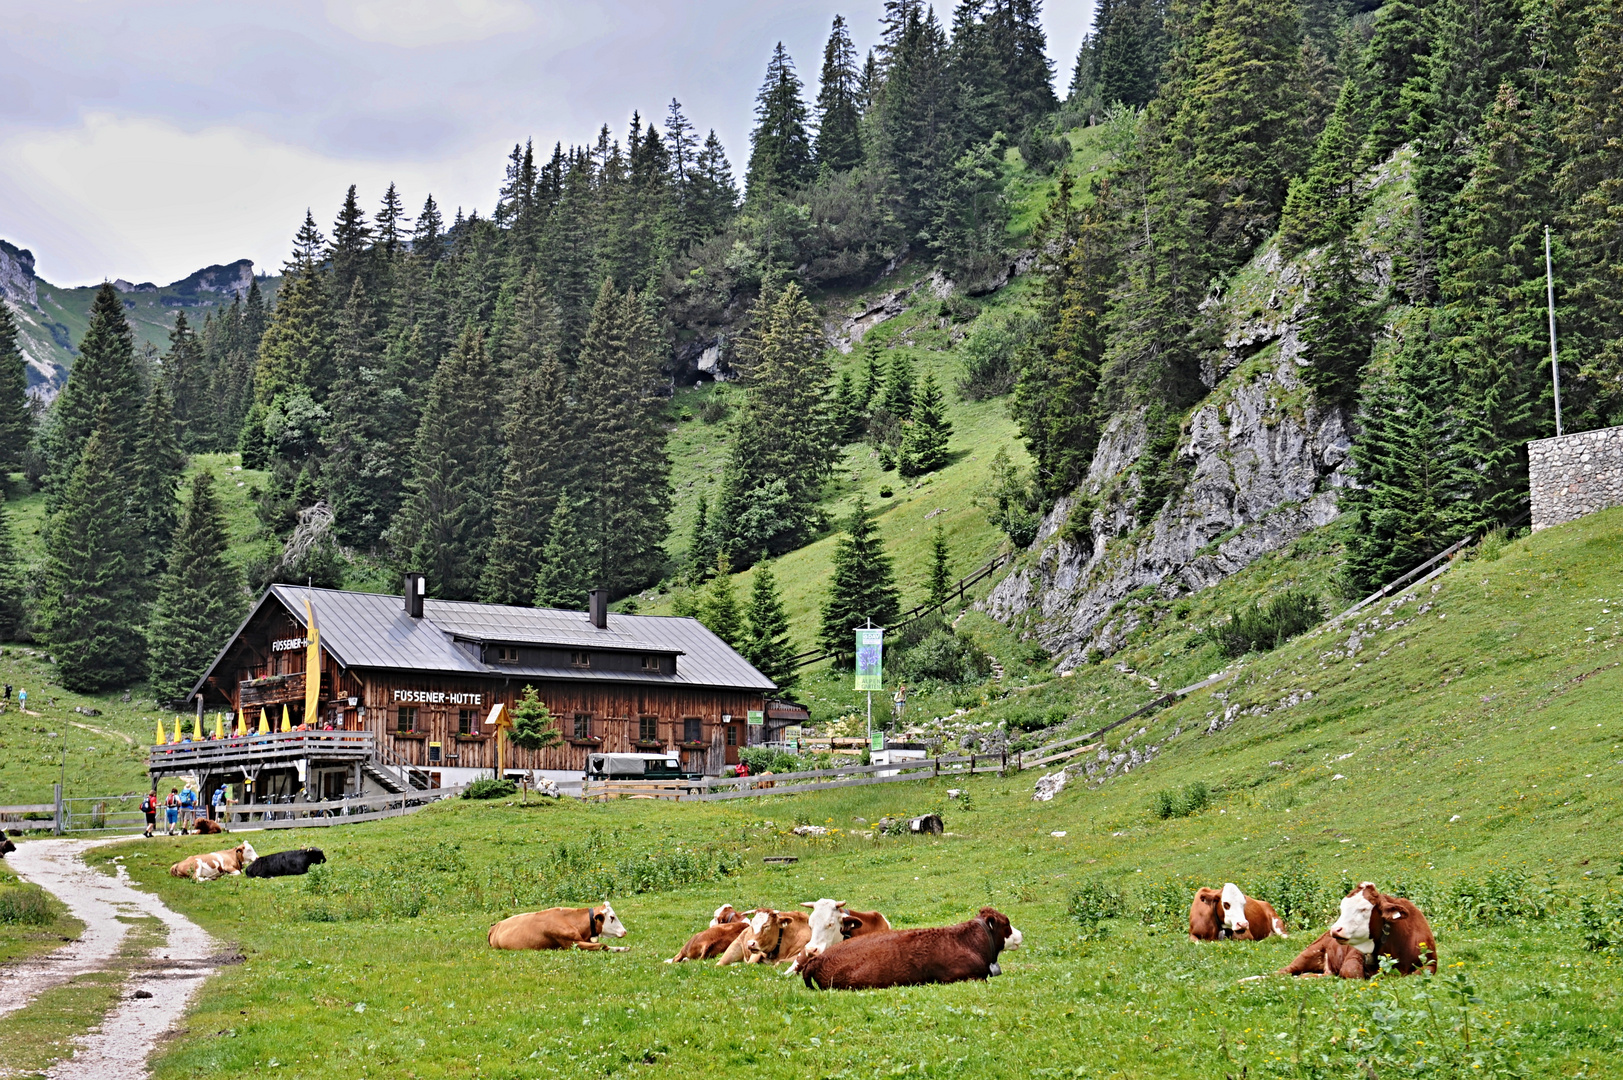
xmin=148 ymin=729 xmax=374 ymax=772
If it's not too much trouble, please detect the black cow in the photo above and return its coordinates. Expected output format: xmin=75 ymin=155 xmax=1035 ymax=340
xmin=245 ymin=848 xmax=326 ymax=878
xmin=0 ymin=836 xmax=16 ymax=857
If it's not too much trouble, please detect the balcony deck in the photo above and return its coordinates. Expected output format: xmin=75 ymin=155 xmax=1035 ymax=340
xmin=238 ymin=671 xmax=308 ymax=710
xmin=149 ymin=729 xmax=373 ymax=776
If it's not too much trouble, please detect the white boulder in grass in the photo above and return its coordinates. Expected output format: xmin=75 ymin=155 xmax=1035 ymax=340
xmin=1033 ymin=770 xmax=1068 ymax=802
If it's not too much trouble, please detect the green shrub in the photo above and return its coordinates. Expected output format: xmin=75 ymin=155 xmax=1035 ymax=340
xmin=463 ymin=778 xmax=518 ymax=800
xmin=1136 ymin=880 xmax=1191 ymax=926
xmin=1151 ymin=780 xmax=1210 ymax=819
xmin=1067 ymin=878 xmax=1126 ymax=937
xmin=1579 ymin=892 xmax=1623 ymax=954
xmin=0 ymin=885 xmax=51 ymax=925
xmin=1214 ymin=589 xmax=1325 ymax=657
xmin=1446 ymin=867 xmax=1556 ymax=924
xmin=739 ymin=748 xmax=802 ymax=774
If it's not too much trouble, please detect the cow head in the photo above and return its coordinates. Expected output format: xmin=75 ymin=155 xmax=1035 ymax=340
xmin=979 ymin=907 xmax=1022 ymax=952
xmin=800 ymin=898 xmax=848 ymax=957
xmin=239 ymin=842 xmax=259 ymax=865
xmin=710 ymin=903 xmax=740 ymax=927
xmin=592 ymin=901 xmax=627 ymax=939
xmin=1219 ymin=883 xmax=1250 ymax=935
xmin=0 ymin=837 xmax=16 ymax=857
xmin=747 ymin=912 xmax=786 ymax=961
xmin=1330 ymin=883 xmax=1397 ymax=955
xmin=307 ymin=849 xmax=327 ymax=865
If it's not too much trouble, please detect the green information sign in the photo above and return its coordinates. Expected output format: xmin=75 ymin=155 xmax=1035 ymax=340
xmin=854 ymin=629 xmax=884 ymax=691
xmin=870 ymin=730 xmax=884 ymax=751
xmin=746 ymin=709 xmax=764 ymax=726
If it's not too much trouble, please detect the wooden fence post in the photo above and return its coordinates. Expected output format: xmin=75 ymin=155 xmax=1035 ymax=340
xmin=53 ymin=783 xmax=63 ymax=835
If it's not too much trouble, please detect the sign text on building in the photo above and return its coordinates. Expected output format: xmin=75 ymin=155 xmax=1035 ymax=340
xmin=271 ymin=637 xmax=309 ymax=652
xmin=393 ymin=689 xmax=484 ymax=706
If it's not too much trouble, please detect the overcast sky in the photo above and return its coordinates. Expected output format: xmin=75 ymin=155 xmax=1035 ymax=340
xmin=1 ymin=0 xmax=1091 ymax=288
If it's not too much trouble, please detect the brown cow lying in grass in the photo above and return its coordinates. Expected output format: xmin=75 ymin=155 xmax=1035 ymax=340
xmin=800 ymin=907 xmax=1023 ymax=990
xmin=169 ymin=842 xmax=257 ymax=881
xmin=1273 ymin=882 xmax=1437 ymax=979
xmin=1190 ymin=884 xmax=1289 ymax=942
xmin=668 ymin=918 xmax=752 ymax=963
xmin=191 ymin=818 xmax=225 ymax=835
xmin=487 ymin=902 xmax=629 ymax=951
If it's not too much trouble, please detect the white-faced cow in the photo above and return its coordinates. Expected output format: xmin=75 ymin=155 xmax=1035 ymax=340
xmin=799 ymin=906 xmax=1023 ymax=990
xmin=487 ymin=902 xmax=629 ymax=951
xmin=1189 ymin=884 xmax=1288 ymax=941
xmin=1279 ymin=882 xmax=1436 ymax=978
xmin=169 ymin=841 xmax=258 ymax=881
xmin=715 ymin=909 xmax=775 ymax=966
xmin=709 ymin=903 xmax=744 ymax=927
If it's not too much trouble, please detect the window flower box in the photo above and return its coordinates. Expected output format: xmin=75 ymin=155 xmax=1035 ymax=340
xmin=634 ymin=739 xmax=664 ymax=749
xmin=567 ymin=736 xmax=604 ymax=747
xmin=454 ymin=733 xmax=491 ymax=742
xmin=678 ymin=740 xmax=709 ymax=750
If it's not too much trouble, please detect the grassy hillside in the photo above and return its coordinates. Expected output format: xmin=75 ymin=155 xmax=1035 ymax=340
xmin=69 ymin=507 xmax=1623 ymax=1080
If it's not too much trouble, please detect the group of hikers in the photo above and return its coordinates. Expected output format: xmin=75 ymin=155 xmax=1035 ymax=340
xmin=140 ymin=783 xmax=226 ymax=837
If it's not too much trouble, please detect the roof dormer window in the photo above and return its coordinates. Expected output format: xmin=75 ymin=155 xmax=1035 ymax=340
xmin=570 ymin=651 xmax=590 ymax=668
xmin=493 ymin=646 xmax=519 ymax=665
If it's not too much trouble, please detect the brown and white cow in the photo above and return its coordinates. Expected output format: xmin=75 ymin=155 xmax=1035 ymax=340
xmin=745 ymin=908 xmax=811 ymax=964
xmin=487 ymin=902 xmax=629 ymax=951
xmin=667 ymin=918 xmax=751 ymax=963
xmin=715 ymin=909 xmax=775 ymax=966
xmin=1279 ymin=883 xmax=1436 ymax=978
xmin=799 ymin=906 xmax=1023 ymax=990
xmin=1189 ymin=884 xmax=1288 ymax=941
xmin=840 ymin=908 xmax=892 ymax=939
xmin=709 ymin=903 xmax=744 ymax=927
xmin=169 ymin=841 xmax=257 ymax=881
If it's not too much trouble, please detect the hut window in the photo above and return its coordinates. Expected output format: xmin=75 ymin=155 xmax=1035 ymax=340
xmin=458 ymin=709 xmax=477 ymax=736
xmin=683 ymin=717 xmax=702 ymax=743
xmin=493 ymin=646 xmax=519 ymax=665
xmin=573 ymin=713 xmax=592 ymax=739
xmin=640 ymin=655 xmax=656 ymax=670
xmin=639 ymin=716 xmax=659 ymax=742
xmin=725 ymin=725 xmax=737 ymax=746
xmin=396 ymin=706 xmax=419 ymax=733
xmin=570 ymin=651 xmax=590 ymax=668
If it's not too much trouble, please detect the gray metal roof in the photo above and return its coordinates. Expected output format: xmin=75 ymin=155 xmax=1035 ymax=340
xmin=256 ymin=585 xmax=775 ymax=692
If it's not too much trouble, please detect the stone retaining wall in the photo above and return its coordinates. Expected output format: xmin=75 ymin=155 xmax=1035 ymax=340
xmin=1528 ymin=424 xmax=1623 ymax=531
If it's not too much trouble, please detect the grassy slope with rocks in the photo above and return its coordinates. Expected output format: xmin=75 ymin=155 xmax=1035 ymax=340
xmin=69 ymin=507 xmax=1623 ymax=1080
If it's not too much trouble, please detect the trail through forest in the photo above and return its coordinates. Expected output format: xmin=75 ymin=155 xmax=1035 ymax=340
xmin=3 ymin=839 xmax=218 ymax=1079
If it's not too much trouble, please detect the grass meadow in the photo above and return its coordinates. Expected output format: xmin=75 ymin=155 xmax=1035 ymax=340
xmin=75 ymin=509 xmax=1623 ymax=1080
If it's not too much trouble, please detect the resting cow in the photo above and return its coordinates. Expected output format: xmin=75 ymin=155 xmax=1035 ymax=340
xmin=246 ymin=848 xmax=326 ymax=878
xmin=745 ymin=909 xmax=811 ymax=964
xmin=709 ymin=903 xmax=744 ymax=927
xmin=668 ymin=918 xmax=751 ymax=963
xmin=716 ymin=909 xmax=775 ymax=966
xmin=1279 ymin=882 xmax=1436 ymax=978
xmin=488 ymin=902 xmax=629 ymax=951
xmin=800 ymin=906 xmax=1023 ymax=990
xmin=787 ymin=901 xmax=894 ymax=973
xmin=169 ymin=842 xmax=258 ymax=882
xmin=0 ymin=836 xmax=16 ymax=858
xmin=1190 ymin=884 xmax=1288 ymax=942
xmin=192 ymin=819 xmax=225 ymax=835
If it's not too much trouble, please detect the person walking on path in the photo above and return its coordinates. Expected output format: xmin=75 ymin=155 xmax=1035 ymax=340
xmin=210 ymin=783 xmax=225 ymax=824
xmin=163 ymin=788 xmax=180 ymax=836
xmin=141 ymin=789 xmax=157 ymax=837
xmin=179 ymin=786 xmax=196 ymax=832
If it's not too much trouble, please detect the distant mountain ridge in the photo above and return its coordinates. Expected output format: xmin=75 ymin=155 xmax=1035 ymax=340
xmin=0 ymin=239 xmax=276 ymax=399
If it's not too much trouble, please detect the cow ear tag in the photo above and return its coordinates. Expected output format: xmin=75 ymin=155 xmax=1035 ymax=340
xmin=988 ymin=962 xmax=1002 ymax=976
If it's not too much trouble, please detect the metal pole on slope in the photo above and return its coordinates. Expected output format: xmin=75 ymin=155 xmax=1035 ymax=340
xmin=1545 ymin=225 xmax=1563 ymax=437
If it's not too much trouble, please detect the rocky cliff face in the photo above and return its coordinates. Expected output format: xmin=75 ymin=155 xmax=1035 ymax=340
xmin=985 ymin=152 xmax=1415 ymax=667
xmin=0 ymin=240 xmax=39 ymax=307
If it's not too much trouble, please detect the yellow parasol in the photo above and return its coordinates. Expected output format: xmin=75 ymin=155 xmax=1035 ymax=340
xmin=192 ymin=715 xmax=203 ymax=740
xmin=173 ymin=716 xmax=183 ymax=743
xmin=155 ymin=720 xmax=167 ymax=746
xmin=213 ymin=712 xmax=224 ymax=740
xmin=256 ymin=709 xmax=269 ymax=735
xmin=236 ymin=711 xmax=247 ymax=737
xmin=281 ymin=704 xmax=291 ymax=732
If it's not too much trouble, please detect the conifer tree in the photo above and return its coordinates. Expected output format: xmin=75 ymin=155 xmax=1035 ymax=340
xmin=161 ymin=311 xmax=210 ymax=451
xmin=881 ymin=351 xmax=915 ymax=419
xmin=480 ymin=355 xmax=574 ymax=605
xmin=814 ymin=16 xmax=864 ymax=173
xmin=500 ymin=269 xmax=563 ymax=379
xmin=818 ymin=498 xmax=901 ymax=659
xmin=926 ymin=522 xmax=952 ymax=610
xmin=746 ymin=43 xmax=815 ymax=200
xmin=742 ymin=561 xmax=797 ymax=689
xmin=0 ymin=303 xmax=30 ymax=476
xmin=533 ymin=493 xmax=592 ymax=609
xmin=829 ymin=369 xmax=866 ymax=443
xmin=0 ymin=499 xmax=25 ymax=640
xmin=1298 ymin=239 xmax=1375 ymax=407
xmin=691 ymin=131 xmax=741 ymax=235
xmin=987 ymin=0 xmax=1058 ymax=129
xmin=857 ymin=339 xmax=885 ymax=409
xmin=686 ymin=494 xmax=718 ymax=584
xmin=1089 ymin=0 xmax=1170 ymax=109
xmin=716 ymin=282 xmax=834 ymax=559
xmin=129 ymin=379 xmax=185 ymax=592
xmin=899 ymin=369 xmax=952 ymax=476
xmin=147 ymin=472 xmax=244 ymax=702
xmin=43 ymin=283 xmax=142 ymax=493
xmin=572 ymin=280 xmax=671 ymax=594
xmin=873 ymin=6 xmax=955 ymax=238
xmin=394 ymin=326 xmax=503 ymax=600
xmin=508 ymin=684 xmax=562 ymax=751
xmin=254 ymin=239 xmax=331 ymax=405
xmin=41 ymin=405 xmax=147 ymax=690
xmin=1279 ymin=80 xmax=1366 ymax=253
xmin=698 ymin=555 xmax=745 ymax=649
xmin=329 ymin=184 xmax=374 ymax=305
xmin=322 ymin=278 xmax=410 ymax=549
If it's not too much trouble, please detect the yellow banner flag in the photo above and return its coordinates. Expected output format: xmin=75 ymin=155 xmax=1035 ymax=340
xmin=304 ymin=597 xmax=322 ymax=728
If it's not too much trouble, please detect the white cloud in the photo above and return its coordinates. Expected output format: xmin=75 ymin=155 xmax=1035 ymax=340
xmin=324 ymin=0 xmax=538 ymax=48
xmin=0 ymin=112 xmax=501 ymax=285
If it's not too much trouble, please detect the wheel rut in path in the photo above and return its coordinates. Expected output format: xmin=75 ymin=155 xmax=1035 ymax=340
xmin=3 ymin=839 xmax=220 ymax=1080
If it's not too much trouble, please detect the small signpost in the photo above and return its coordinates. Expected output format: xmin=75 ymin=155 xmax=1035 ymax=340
xmin=854 ymin=626 xmax=883 ymax=750
xmin=486 ymin=701 xmax=510 ymax=778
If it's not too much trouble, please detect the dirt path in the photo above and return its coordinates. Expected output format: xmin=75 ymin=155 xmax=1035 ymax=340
xmin=2 ymin=839 xmax=219 ymax=1079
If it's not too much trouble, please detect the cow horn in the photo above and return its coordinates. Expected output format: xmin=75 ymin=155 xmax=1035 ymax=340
xmin=800 ymin=902 xmax=816 ymax=908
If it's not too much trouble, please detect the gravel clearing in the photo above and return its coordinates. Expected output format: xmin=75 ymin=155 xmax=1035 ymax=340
xmin=3 ymin=839 xmax=218 ymax=1079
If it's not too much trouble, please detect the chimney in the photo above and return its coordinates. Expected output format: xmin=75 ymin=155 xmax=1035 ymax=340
xmin=588 ymin=588 xmax=608 ymax=630
xmin=404 ymin=573 xmax=426 ymax=618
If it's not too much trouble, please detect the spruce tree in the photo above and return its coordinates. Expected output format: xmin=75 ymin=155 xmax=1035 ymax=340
xmin=479 ymin=355 xmax=574 ymax=605
xmin=1278 ymin=80 xmax=1366 ymax=254
xmin=572 ymin=280 xmax=671 ymax=595
xmin=533 ymin=493 xmax=592 ymax=609
xmin=161 ymin=311 xmax=210 ymax=451
xmin=818 ymin=498 xmax=901 ymax=659
xmin=698 ymin=555 xmax=745 ymax=649
xmin=0 ymin=498 xmax=24 ymax=640
xmin=147 ymin=472 xmax=245 ymax=702
xmin=254 ymin=243 xmax=331 ymax=404
xmin=43 ymin=283 xmax=142 ymax=493
xmin=814 ymin=16 xmax=864 ymax=173
xmin=926 ymin=522 xmax=952 ymax=610
xmin=1298 ymin=239 xmax=1375 ymax=407
xmin=716 ymin=282 xmax=835 ymax=559
xmin=742 ymin=561 xmax=797 ymax=689
xmin=0 ymin=302 xmax=30 ymax=476
xmin=129 ymin=379 xmax=185 ymax=593
xmin=691 ymin=131 xmax=741 ymax=235
xmin=394 ymin=326 xmax=503 ymax=600
xmin=987 ymin=0 xmax=1058 ymax=130
xmin=899 ymin=369 xmax=952 ymax=477
xmin=686 ymin=493 xmax=718 ymax=584
xmin=881 ymin=351 xmax=915 ymax=419
xmin=41 ymin=405 xmax=146 ymax=690
xmin=746 ymin=43 xmax=815 ymax=200
xmin=1091 ymin=0 xmax=1170 ymax=109
xmin=321 ymin=277 xmax=404 ymax=549
xmin=873 ymin=6 xmax=956 ymax=239
xmin=829 ymin=369 xmax=866 ymax=443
